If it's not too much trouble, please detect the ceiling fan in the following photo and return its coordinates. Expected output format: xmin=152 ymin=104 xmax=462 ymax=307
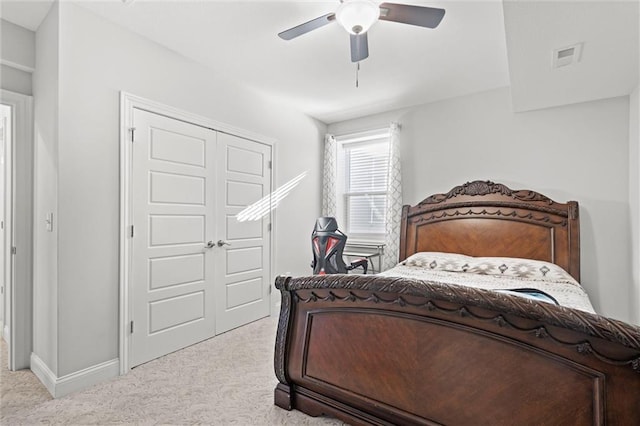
xmin=278 ymin=0 xmax=446 ymax=63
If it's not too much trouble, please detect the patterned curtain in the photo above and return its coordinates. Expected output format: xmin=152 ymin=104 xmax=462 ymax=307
xmin=382 ymin=122 xmax=402 ymax=271
xmin=321 ymin=134 xmax=337 ymax=217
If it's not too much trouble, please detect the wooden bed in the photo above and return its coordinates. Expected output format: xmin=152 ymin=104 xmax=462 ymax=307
xmin=273 ymin=180 xmax=640 ymax=425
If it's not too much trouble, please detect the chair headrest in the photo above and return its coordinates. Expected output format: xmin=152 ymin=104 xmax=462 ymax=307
xmin=314 ymin=217 xmax=339 ymax=232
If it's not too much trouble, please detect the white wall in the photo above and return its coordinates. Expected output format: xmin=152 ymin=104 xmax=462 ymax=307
xmin=0 ymin=19 xmax=35 ymax=96
xmin=32 ymin=2 xmax=59 ymax=375
xmin=36 ymin=2 xmax=324 ymax=379
xmin=328 ymin=108 xmax=409 ymax=136
xmin=0 ymin=19 xmax=35 ymax=69
xmin=0 ymin=64 xmax=32 ymax=96
xmin=629 ymin=86 xmax=639 ymax=325
xmin=331 ymin=87 xmax=633 ymax=323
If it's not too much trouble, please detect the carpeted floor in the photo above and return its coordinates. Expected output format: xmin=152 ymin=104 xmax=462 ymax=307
xmin=1 ymin=317 xmax=345 ymax=425
xmin=1 ymin=337 xmax=53 ymax=419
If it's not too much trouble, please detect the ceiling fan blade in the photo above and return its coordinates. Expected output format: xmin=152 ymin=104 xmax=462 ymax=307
xmin=350 ymin=33 xmax=369 ymax=62
xmin=278 ymin=13 xmax=336 ymax=40
xmin=379 ymin=3 xmax=445 ymax=28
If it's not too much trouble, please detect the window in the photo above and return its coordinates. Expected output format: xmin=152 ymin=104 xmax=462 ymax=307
xmin=337 ymin=130 xmax=390 ymax=240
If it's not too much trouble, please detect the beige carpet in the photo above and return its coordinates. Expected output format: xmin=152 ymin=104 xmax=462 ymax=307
xmin=1 ymin=317 xmax=345 ymax=425
xmin=1 ymin=337 xmax=53 ymax=418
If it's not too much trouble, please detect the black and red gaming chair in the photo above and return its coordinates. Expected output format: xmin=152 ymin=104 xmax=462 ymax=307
xmin=311 ymin=217 xmax=368 ymax=275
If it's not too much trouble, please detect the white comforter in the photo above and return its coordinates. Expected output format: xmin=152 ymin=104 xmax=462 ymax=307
xmin=379 ymin=252 xmax=595 ymax=313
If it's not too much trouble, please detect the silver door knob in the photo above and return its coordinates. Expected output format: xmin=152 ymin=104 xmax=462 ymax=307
xmin=217 ymin=240 xmax=231 ymax=247
xmin=205 ymin=241 xmax=215 ymax=249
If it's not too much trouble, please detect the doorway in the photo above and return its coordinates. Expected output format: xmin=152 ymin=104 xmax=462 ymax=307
xmin=0 ymin=89 xmax=33 ymax=372
xmin=120 ymin=94 xmax=274 ymax=371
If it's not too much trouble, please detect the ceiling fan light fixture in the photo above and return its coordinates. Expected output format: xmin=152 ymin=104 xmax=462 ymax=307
xmin=336 ymin=0 xmax=380 ymax=35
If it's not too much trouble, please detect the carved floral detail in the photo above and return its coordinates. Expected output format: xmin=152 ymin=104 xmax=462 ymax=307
xmin=494 ymin=315 xmax=507 ymax=327
xmin=418 ymin=181 xmax=555 ymax=205
xmin=534 ymin=327 xmax=549 ymax=339
xmin=576 ymin=342 xmax=593 ymax=355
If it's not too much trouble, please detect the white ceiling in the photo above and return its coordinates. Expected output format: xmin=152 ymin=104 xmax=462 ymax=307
xmin=504 ymin=0 xmax=639 ymax=112
xmin=0 ymin=0 xmax=53 ymax=31
xmin=1 ymin=1 xmax=638 ymax=123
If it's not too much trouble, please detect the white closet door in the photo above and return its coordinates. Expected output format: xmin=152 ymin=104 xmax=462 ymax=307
xmin=214 ymin=132 xmax=272 ymax=334
xmin=131 ymin=109 xmax=217 ymax=367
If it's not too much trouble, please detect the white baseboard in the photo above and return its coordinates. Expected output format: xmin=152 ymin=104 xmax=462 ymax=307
xmin=30 ymin=352 xmax=56 ymax=396
xmin=30 ymin=352 xmax=119 ymax=398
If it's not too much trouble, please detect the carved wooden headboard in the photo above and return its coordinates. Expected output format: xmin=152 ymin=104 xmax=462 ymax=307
xmin=399 ymin=181 xmax=580 ymax=281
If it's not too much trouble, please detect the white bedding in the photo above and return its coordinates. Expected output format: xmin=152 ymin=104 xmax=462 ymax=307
xmin=379 ymin=252 xmax=595 ymax=313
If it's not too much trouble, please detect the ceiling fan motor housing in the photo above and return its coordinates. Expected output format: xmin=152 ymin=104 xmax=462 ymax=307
xmin=336 ymin=0 xmax=380 ymax=35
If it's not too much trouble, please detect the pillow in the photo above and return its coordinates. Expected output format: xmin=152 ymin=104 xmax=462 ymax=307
xmin=401 ymin=252 xmax=575 ymax=282
xmin=401 ymin=252 xmax=472 ymax=271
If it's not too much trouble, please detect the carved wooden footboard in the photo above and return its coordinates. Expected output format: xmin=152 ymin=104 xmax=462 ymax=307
xmin=273 ymin=274 xmax=640 ymax=425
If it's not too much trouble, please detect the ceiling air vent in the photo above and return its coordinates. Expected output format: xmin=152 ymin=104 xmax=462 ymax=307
xmin=552 ymin=43 xmax=583 ymax=68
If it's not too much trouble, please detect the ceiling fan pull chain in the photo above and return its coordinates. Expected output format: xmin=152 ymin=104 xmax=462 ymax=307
xmin=356 ymin=62 xmax=360 ymax=88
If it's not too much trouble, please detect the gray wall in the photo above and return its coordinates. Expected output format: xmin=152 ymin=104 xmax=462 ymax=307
xmin=32 ymin=2 xmax=59 ymax=375
xmin=329 ymin=87 xmax=635 ymax=324
xmin=630 ymin=86 xmax=639 ymax=325
xmin=0 ymin=64 xmax=32 ymax=96
xmin=34 ymin=2 xmax=325 ymax=378
xmin=0 ymin=19 xmax=35 ymax=95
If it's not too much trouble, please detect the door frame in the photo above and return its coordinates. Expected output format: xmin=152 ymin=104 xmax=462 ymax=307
xmin=119 ymin=92 xmax=276 ymax=374
xmin=0 ymin=89 xmax=34 ymax=371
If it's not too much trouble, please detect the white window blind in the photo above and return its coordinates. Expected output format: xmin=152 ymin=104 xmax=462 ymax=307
xmin=339 ymin=131 xmax=390 ymax=237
